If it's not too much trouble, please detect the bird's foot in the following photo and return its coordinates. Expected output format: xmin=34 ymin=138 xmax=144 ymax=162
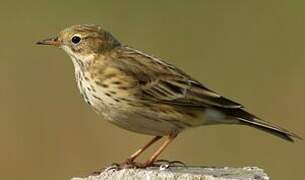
xmin=102 ymin=158 xmax=147 ymax=169
xmin=91 ymin=163 xmax=121 ymax=175
xmin=152 ymin=159 xmax=186 ymax=170
xmin=92 ymin=159 xmax=186 ymax=174
xmin=117 ymin=158 xmax=143 ymax=168
xmin=116 ymin=158 xmax=155 ymax=169
xmin=119 ymin=159 xmax=186 ymax=169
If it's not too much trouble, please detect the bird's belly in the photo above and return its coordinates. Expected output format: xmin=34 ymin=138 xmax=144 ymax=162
xmin=97 ymin=109 xmax=186 ymax=136
xmin=74 ymin=75 xmax=177 ymax=135
xmin=77 ymin=79 xmax=222 ymax=135
xmin=74 ymin=70 xmax=207 ymax=136
xmin=101 ymin=103 xmax=208 ymax=136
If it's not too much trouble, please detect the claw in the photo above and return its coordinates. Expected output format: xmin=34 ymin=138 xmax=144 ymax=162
xmin=153 ymin=159 xmax=187 ymax=169
xmin=168 ymin=160 xmax=186 ymax=167
xmin=91 ymin=163 xmax=121 ymax=175
xmin=91 ymin=168 xmax=104 ymax=176
xmin=159 ymin=163 xmax=170 ymax=170
xmin=105 ymin=163 xmax=120 ymax=171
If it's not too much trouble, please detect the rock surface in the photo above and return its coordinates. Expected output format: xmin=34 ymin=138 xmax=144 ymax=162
xmin=71 ymin=166 xmax=269 ymax=180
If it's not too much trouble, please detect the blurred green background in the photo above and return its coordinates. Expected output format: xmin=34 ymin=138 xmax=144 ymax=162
xmin=0 ymin=1 xmax=304 ymax=179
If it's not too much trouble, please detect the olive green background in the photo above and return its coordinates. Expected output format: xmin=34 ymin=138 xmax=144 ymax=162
xmin=0 ymin=1 xmax=304 ymax=179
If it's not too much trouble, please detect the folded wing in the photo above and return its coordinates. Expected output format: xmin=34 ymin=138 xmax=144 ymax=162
xmin=115 ymin=46 xmax=243 ymax=109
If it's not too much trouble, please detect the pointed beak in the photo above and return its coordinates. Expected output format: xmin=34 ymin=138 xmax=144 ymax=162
xmin=36 ymin=37 xmax=61 ymax=46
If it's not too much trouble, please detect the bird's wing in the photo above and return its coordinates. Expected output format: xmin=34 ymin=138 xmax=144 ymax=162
xmin=113 ymin=46 xmax=243 ymax=109
xmin=140 ymin=74 xmax=243 ymax=108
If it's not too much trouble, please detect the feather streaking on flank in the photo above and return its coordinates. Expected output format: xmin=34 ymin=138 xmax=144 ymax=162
xmin=37 ymin=24 xmax=301 ymax=168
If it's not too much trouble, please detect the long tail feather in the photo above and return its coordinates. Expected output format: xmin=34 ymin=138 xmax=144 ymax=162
xmin=225 ymin=108 xmax=302 ymax=142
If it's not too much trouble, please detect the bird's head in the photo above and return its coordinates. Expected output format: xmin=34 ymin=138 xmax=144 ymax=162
xmin=37 ymin=24 xmax=121 ymax=61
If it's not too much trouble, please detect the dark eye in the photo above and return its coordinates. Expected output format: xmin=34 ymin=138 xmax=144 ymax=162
xmin=71 ymin=36 xmax=81 ymax=44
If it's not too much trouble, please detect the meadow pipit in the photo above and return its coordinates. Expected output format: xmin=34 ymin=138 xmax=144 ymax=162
xmin=37 ymin=24 xmax=301 ymax=168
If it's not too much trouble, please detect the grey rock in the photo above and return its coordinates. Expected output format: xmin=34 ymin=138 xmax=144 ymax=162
xmin=71 ymin=166 xmax=269 ymax=180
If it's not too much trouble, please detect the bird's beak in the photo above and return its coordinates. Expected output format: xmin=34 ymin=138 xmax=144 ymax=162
xmin=36 ymin=37 xmax=61 ymax=47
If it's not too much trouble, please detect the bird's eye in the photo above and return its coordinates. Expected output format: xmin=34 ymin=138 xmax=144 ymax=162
xmin=71 ymin=36 xmax=81 ymax=44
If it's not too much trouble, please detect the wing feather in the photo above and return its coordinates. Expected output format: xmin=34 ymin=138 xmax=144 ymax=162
xmin=113 ymin=46 xmax=243 ymax=109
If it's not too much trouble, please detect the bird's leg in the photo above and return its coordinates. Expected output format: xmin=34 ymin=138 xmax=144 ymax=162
xmin=121 ymin=136 xmax=162 ymax=166
xmin=142 ymin=134 xmax=177 ymax=167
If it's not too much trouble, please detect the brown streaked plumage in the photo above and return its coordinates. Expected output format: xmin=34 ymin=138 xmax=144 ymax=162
xmin=37 ymin=24 xmax=302 ymax=168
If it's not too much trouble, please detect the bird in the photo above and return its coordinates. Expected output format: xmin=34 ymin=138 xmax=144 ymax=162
xmin=37 ymin=24 xmax=301 ymax=168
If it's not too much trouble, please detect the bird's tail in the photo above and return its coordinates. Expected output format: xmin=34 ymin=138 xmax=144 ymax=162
xmin=224 ymin=108 xmax=302 ymax=142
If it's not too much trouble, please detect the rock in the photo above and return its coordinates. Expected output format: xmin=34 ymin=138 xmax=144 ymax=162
xmin=71 ymin=166 xmax=269 ymax=180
